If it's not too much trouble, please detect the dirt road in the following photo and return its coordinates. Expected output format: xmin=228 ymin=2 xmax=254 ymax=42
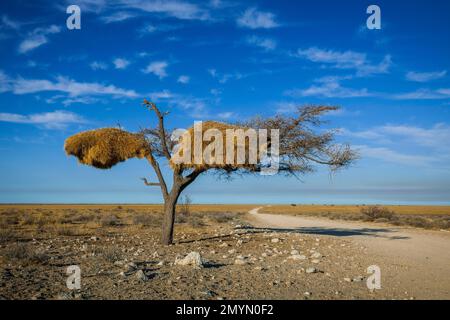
xmin=247 ymin=207 xmax=450 ymax=299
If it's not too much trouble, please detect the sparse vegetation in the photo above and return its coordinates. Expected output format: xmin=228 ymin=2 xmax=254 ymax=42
xmin=361 ymin=206 xmax=396 ymax=221
xmin=101 ymin=214 xmax=121 ymax=227
xmin=209 ymin=212 xmax=235 ymax=223
xmin=4 ymin=242 xmax=49 ymax=264
xmin=132 ymin=213 xmax=161 ymax=227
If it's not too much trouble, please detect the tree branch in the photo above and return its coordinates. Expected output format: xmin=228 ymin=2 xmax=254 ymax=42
xmin=140 ymin=177 xmax=160 ymax=186
xmin=145 ymin=153 xmax=169 ymax=200
xmin=143 ymin=99 xmax=171 ymax=160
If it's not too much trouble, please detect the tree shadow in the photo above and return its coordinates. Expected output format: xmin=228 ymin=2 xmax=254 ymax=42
xmin=177 ymin=225 xmax=410 ymax=244
xmin=241 ymin=226 xmax=410 ymax=240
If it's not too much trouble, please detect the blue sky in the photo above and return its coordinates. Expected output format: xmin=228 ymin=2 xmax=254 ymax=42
xmin=0 ymin=0 xmax=450 ymax=204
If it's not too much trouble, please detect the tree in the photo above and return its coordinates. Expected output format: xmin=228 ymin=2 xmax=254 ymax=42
xmin=64 ymin=100 xmax=357 ymax=245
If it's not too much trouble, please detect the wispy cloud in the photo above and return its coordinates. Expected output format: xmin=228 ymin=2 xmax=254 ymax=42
xmin=120 ymin=0 xmax=211 ymax=20
xmin=0 ymin=110 xmax=86 ymax=129
xmin=295 ymin=47 xmax=391 ymax=77
xmin=355 ymin=145 xmax=435 ymax=167
xmin=341 ymin=123 xmax=450 ymax=166
xmin=237 ymin=7 xmax=279 ymax=29
xmin=405 ymin=70 xmax=447 ymax=82
xmin=138 ymin=23 xmax=182 ymax=36
xmin=217 ymin=111 xmax=235 ymax=119
xmin=18 ymin=25 xmax=61 ymax=54
xmin=177 ymin=75 xmax=190 ymax=84
xmin=1 ymin=15 xmax=22 ymax=30
xmin=392 ymin=88 xmax=450 ymax=100
xmin=207 ymin=68 xmax=242 ymax=83
xmin=100 ymin=11 xmax=137 ymax=23
xmin=90 ymin=61 xmax=108 ymax=70
xmin=113 ymin=58 xmax=130 ymax=70
xmin=0 ymin=71 xmax=139 ymax=99
xmin=143 ymin=61 xmax=169 ymax=79
xmin=285 ymin=76 xmax=371 ymax=98
xmin=245 ymin=35 xmax=277 ymax=51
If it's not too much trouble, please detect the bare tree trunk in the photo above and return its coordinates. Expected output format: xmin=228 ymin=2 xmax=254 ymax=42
xmin=161 ymin=185 xmax=181 ymax=245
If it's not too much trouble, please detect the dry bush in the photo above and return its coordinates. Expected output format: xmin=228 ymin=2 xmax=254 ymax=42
xmin=175 ymin=211 xmax=205 ymax=227
xmin=101 ymin=247 xmax=123 ymax=262
xmin=132 ymin=213 xmax=161 ymax=227
xmin=209 ymin=212 xmax=235 ymax=223
xmin=60 ymin=212 xmax=94 ymax=224
xmin=178 ymin=195 xmax=192 ymax=216
xmin=188 ymin=215 xmax=205 ymax=227
xmin=55 ymin=225 xmax=78 ymax=236
xmin=101 ymin=214 xmax=121 ymax=227
xmin=4 ymin=243 xmax=49 ymax=264
xmin=0 ymin=229 xmax=16 ymax=243
xmin=361 ymin=206 xmax=396 ymax=221
xmin=21 ymin=212 xmax=36 ymax=225
xmin=175 ymin=213 xmax=187 ymax=223
xmin=1 ymin=215 xmax=20 ymax=226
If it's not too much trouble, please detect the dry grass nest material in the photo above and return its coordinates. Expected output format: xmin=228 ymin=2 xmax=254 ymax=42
xmin=170 ymin=121 xmax=262 ymax=171
xmin=64 ymin=128 xmax=150 ymax=169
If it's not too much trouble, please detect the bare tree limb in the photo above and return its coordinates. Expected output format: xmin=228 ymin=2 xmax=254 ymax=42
xmin=145 ymin=153 xmax=169 ymax=200
xmin=140 ymin=177 xmax=160 ymax=186
xmin=143 ymin=99 xmax=172 ymax=160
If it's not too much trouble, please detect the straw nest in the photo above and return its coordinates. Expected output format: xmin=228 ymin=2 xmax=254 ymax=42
xmin=64 ymin=128 xmax=150 ymax=169
xmin=170 ymin=121 xmax=262 ymax=171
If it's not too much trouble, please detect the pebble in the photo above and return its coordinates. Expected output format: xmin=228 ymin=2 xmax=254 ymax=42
xmin=306 ymin=267 xmax=317 ymax=274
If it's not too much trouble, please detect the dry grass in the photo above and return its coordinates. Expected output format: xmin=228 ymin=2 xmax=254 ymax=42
xmin=4 ymin=243 xmax=49 ymax=264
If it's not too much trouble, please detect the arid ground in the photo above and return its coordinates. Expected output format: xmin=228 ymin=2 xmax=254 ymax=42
xmin=0 ymin=204 xmax=449 ymax=300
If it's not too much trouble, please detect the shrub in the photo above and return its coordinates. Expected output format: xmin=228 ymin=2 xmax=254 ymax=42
xmin=101 ymin=214 xmax=121 ymax=227
xmin=361 ymin=206 xmax=395 ymax=221
xmin=55 ymin=225 xmax=78 ymax=236
xmin=188 ymin=215 xmax=205 ymax=227
xmin=0 ymin=229 xmax=16 ymax=243
xmin=132 ymin=214 xmax=160 ymax=227
xmin=4 ymin=243 xmax=49 ymax=264
xmin=102 ymin=247 xmax=123 ymax=262
xmin=178 ymin=195 xmax=192 ymax=216
xmin=210 ymin=212 xmax=235 ymax=223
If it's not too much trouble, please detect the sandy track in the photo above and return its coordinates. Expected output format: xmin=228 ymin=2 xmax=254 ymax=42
xmin=247 ymin=207 xmax=450 ymax=299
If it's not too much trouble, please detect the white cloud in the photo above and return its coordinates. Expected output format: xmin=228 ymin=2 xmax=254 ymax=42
xmin=217 ymin=111 xmax=234 ymax=119
xmin=0 ymin=110 xmax=86 ymax=129
xmin=18 ymin=25 xmax=61 ymax=54
xmin=406 ymin=70 xmax=447 ymax=82
xmin=177 ymin=75 xmax=190 ymax=84
xmin=237 ymin=7 xmax=279 ymax=29
xmin=295 ymin=47 xmax=391 ymax=76
xmin=0 ymin=71 xmax=139 ymax=99
xmin=355 ymin=145 xmax=435 ymax=167
xmin=100 ymin=11 xmax=137 ymax=23
xmin=342 ymin=123 xmax=450 ymax=155
xmin=113 ymin=58 xmax=130 ymax=69
xmin=90 ymin=61 xmax=108 ymax=70
xmin=392 ymin=88 xmax=450 ymax=100
xmin=1 ymin=15 xmax=21 ymax=30
xmin=138 ymin=23 xmax=181 ymax=36
xmin=285 ymin=77 xmax=370 ymax=98
xmin=275 ymin=102 xmax=297 ymax=114
xmin=120 ymin=0 xmax=210 ymax=20
xmin=246 ymin=35 xmax=277 ymax=51
xmin=207 ymin=68 xmax=242 ymax=83
xmin=143 ymin=61 xmax=168 ymax=79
